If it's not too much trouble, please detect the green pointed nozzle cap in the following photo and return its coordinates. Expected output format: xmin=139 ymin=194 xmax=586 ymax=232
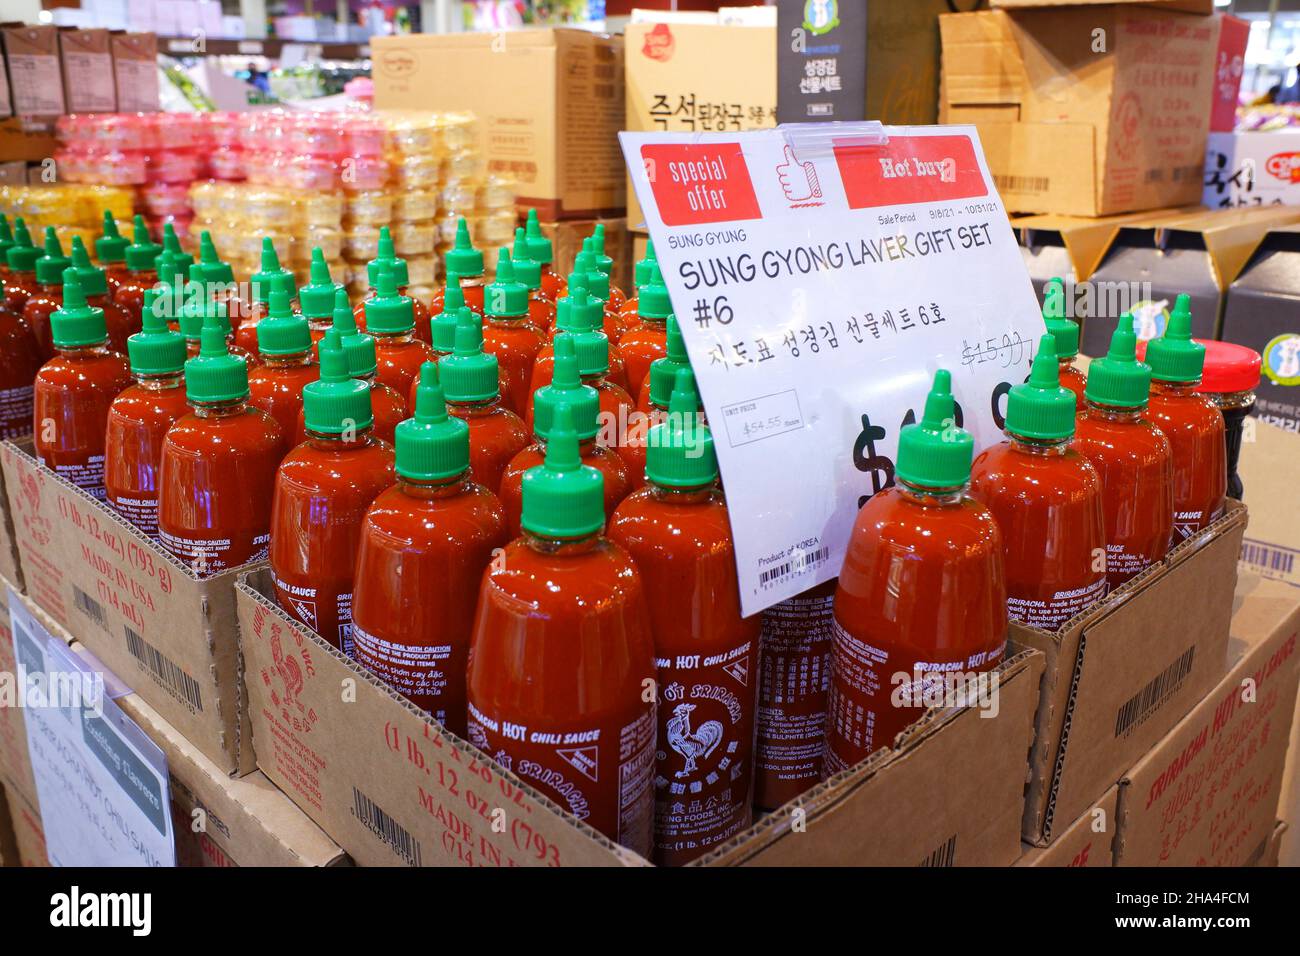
xmin=1005 ymin=336 xmax=1076 ymax=441
xmin=50 ymin=269 xmax=108 ymax=349
xmin=444 ymin=218 xmax=484 ymax=277
xmin=363 ymin=264 xmax=414 ymax=334
xmin=509 ymin=227 xmax=541 ymax=290
xmin=251 ymin=237 xmax=288 ymax=304
xmin=68 ymin=236 xmax=108 ymax=297
xmin=896 ymin=369 xmax=974 ymax=489
xmin=557 ymin=274 xmax=590 ymax=332
xmin=299 ymin=248 xmax=343 ymax=318
xmin=365 ymin=226 xmax=409 ymax=287
xmin=127 ymin=288 xmax=186 ymax=376
xmin=575 ymin=246 xmax=609 ymax=301
xmin=589 ymin=225 xmax=614 ymax=274
xmin=257 ymin=285 xmax=311 ymax=356
xmin=6 ymin=218 xmax=39 ymax=272
xmin=484 ymin=249 xmax=529 ymax=317
xmin=178 ymin=274 xmax=231 ymax=342
xmin=646 ymin=368 xmax=715 ymax=488
xmin=440 ymin=309 xmax=499 ymax=403
xmin=648 ymin=314 xmax=691 ymax=408
xmin=572 ymin=296 xmax=611 ymax=377
xmin=184 ymin=312 xmax=248 ymax=404
xmin=520 ymin=401 xmax=604 ymax=539
xmin=1085 ymin=314 xmax=1152 ymax=408
xmin=303 ymin=329 xmax=371 ymax=434
xmin=634 ymin=240 xmax=657 ymax=288
xmin=95 ymin=211 xmax=128 ymax=264
xmin=532 ymin=333 xmax=599 ymax=441
xmin=1042 ymin=277 xmax=1079 ymax=359
xmin=195 ymin=231 xmax=235 ymax=285
xmin=125 ymin=215 xmax=161 ymax=271
xmin=156 ymin=249 xmax=187 ymax=290
xmin=430 ymin=272 xmax=464 ymax=355
xmin=396 ymin=361 xmax=469 ymax=481
xmin=0 ymin=214 xmax=12 ymax=259
xmin=331 ymin=288 xmax=377 ymax=377
xmin=158 ymin=223 xmax=193 ymax=272
xmin=524 ymin=208 xmax=553 ymax=264
xmin=35 ymin=227 xmax=71 ymax=285
xmin=637 ymin=261 xmax=671 ymax=320
xmin=1145 ymin=294 xmax=1205 ymax=383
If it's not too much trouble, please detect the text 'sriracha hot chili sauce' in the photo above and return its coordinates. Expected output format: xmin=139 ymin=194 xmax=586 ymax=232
xmin=971 ymin=335 xmax=1107 ymax=630
xmin=481 ymin=249 xmax=545 ymax=418
xmin=825 ymin=370 xmax=1007 ymax=771
xmin=1042 ymin=277 xmax=1086 ymax=411
xmin=608 ymin=369 xmax=759 ymax=866
xmin=467 ymin=401 xmax=656 ymax=857
xmin=353 ymin=362 xmax=508 ymax=733
xmin=365 ymin=262 xmax=434 ymax=400
xmin=249 ymin=286 xmax=318 ymax=443
xmin=1073 ymin=314 xmax=1174 ymax=590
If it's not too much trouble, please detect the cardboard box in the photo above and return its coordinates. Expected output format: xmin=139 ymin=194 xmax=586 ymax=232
xmin=1014 ymin=502 xmax=1247 ymax=846
xmin=2 ymin=781 xmax=46 ymax=866
xmin=992 ymin=0 xmax=1215 ymax=11
xmin=1238 ymin=423 xmax=1300 ymax=587
xmin=0 ymin=116 xmax=58 ymax=164
xmin=940 ymin=8 xmax=1218 ymax=216
xmin=237 ymin=566 xmax=1043 ymax=867
xmin=1115 ymin=573 xmax=1300 ymax=866
xmin=110 ymin=32 xmax=159 ymax=113
xmin=536 ymin=216 xmax=631 ymax=293
xmin=1261 ymin=820 xmax=1286 ymax=867
xmin=0 ymin=778 xmax=17 ymax=866
xmin=1014 ymin=785 xmax=1118 ymax=867
xmin=0 ymin=25 xmax=66 ymax=117
xmin=0 ymin=440 xmax=256 ymax=777
xmin=59 ymin=28 xmax=116 ymax=114
xmin=0 ymin=41 xmax=11 ymax=119
xmin=373 ymin=30 xmax=624 ymax=221
xmin=1205 ymin=132 xmax=1300 ymax=210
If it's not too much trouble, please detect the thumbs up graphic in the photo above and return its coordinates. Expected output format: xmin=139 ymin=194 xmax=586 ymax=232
xmin=776 ymin=144 xmax=822 ymax=204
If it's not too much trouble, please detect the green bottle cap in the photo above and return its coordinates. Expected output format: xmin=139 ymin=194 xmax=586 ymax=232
xmin=555 ymin=275 xmax=590 ymax=332
xmin=0 ymin=214 xmax=13 ymax=262
xmin=589 ymin=224 xmax=614 ymax=275
xmin=185 ymin=311 xmax=248 ymax=404
xmin=158 ymin=223 xmax=193 ymax=273
xmin=1085 ymin=314 xmax=1152 ymax=408
xmin=637 ymin=261 xmax=671 ymax=320
xmin=303 ymin=328 xmax=370 ymax=434
xmin=520 ymin=401 xmax=604 ymax=539
xmin=257 ymin=285 xmax=311 ymax=356
xmin=124 ymin=215 xmax=161 ymax=272
xmin=250 ymin=237 xmax=289 ymax=304
xmin=396 ymin=361 xmax=469 ymax=481
xmin=575 ymin=245 xmax=609 ymax=301
xmin=363 ymin=264 xmax=414 ymax=334
xmin=144 ymin=282 xmax=183 ymax=328
xmin=178 ymin=269 xmax=232 ymax=343
xmin=330 ymin=288 xmax=378 ymax=377
xmin=1042 ymin=277 xmax=1079 ymax=359
xmin=50 ymin=269 xmax=107 ymax=349
xmin=127 ymin=289 xmax=186 ymax=376
xmin=646 ymin=368 xmax=716 ymax=488
xmin=195 ymin=231 xmax=235 ymax=285
xmin=896 ymin=369 xmax=974 ymax=489
xmin=68 ymin=236 xmax=108 ymax=298
xmin=35 ymin=227 xmax=71 ymax=285
xmin=444 ymin=218 xmax=484 ymax=277
xmin=6 ymin=218 xmax=39 ymax=272
xmin=509 ymin=227 xmax=541 ymax=290
xmin=524 ymin=208 xmax=553 ymax=264
xmin=95 ymin=211 xmax=128 ymax=264
xmin=648 ymin=315 xmax=691 ymax=408
xmin=532 ymin=333 xmax=599 ymax=441
xmin=156 ymin=249 xmax=188 ymax=292
xmin=571 ymin=295 xmax=612 ymax=378
xmin=484 ymin=249 xmax=529 ymax=318
xmin=439 ymin=309 xmax=499 ymax=404
xmin=430 ymin=272 xmax=464 ymax=355
xmin=1144 ymin=294 xmax=1205 ymax=383
xmin=1005 ymin=336 xmax=1076 ymax=441
xmin=633 ymin=239 xmax=657 ymax=289
xmin=364 ymin=226 xmax=410 ymax=288
xmin=299 ymin=248 xmax=343 ymax=319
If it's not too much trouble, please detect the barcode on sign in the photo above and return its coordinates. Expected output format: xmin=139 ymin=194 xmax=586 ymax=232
xmin=1114 ymin=646 xmax=1196 ymax=739
xmin=993 ymin=174 xmax=1050 ymax=194
xmin=1241 ymin=540 xmax=1296 ymax=577
xmin=72 ymin=585 xmax=109 ymax=631
xmin=919 ymin=835 xmax=957 ymax=867
xmin=352 ymin=787 xmax=422 ymax=867
xmin=758 ymin=547 xmax=831 ymax=588
xmin=124 ymin=626 xmax=204 ymax=714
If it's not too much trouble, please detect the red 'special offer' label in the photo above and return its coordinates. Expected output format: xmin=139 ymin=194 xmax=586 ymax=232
xmin=640 ymin=142 xmax=763 ymax=227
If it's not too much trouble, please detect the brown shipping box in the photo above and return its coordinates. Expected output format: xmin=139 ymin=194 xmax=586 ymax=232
xmin=238 ymin=567 xmax=1042 ymax=867
xmin=1015 ymin=785 xmax=1118 ymax=867
xmin=0 ymin=117 xmax=58 ymax=165
xmin=2 ymin=781 xmax=46 ymax=866
xmin=1261 ymin=821 xmax=1286 ymax=867
xmin=0 ymin=782 xmax=17 ymax=866
xmin=0 ymin=25 xmax=66 ymax=118
xmin=0 ymin=460 xmax=23 ymax=593
xmin=0 ymin=440 xmax=256 ymax=777
xmin=1015 ymin=501 xmax=1247 ymax=846
xmin=1115 ymin=574 xmax=1300 ymax=866
xmin=372 ymin=30 xmax=623 ymax=220
xmin=939 ymin=8 xmax=1218 ymax=216
xmin=110 ymin=33 xmax=159 ymax=113
xmin=1238 ymin=422 xmax=1300 ymax=590
xmin=59 ymin=28 xmax=116 ymax=114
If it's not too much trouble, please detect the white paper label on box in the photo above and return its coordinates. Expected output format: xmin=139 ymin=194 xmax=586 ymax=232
xmin=113 ymin=56 xmax=160 ymax=113
xmin=63 ymin=51 xmax=116 ymax=112
xmin=621 ymin=124 xmax=1043 ymax=615
xmin=9 ymin=590 xmax=175 ymax=867
xmin=6 ymin=53 xmax=66 ymax=115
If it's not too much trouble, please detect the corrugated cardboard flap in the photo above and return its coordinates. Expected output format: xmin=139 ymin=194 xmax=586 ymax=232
xmin=1015 ymin=205 xmax=1203 ymax=280
xmin=1158 ymin=206 xmax=1300 ymax=291
xmin=967 ymin=119 xmax=1097 ymax=215
xmin=939 ymin=11 xmax=1026 ymax=106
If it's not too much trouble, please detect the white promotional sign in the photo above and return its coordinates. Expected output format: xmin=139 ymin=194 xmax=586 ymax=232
xmin=621 ymin=123 xmax=1044 ymax=615
xmin=9 ymin=590 xmax=174 ymax=866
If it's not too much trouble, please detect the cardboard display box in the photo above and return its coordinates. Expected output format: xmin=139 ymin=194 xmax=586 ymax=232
xmin=1 ymin=25 xmax=67 ymax=117
xmin=373 ymin=29 xmax=624 ymax=221
xmin=0 ymin=781 xmax=16 ymax=866
xmin=0 ymin=440 xmax=256 ymax=777
xmin=0 ymin=116 xmax=58 ymax=164
xmin=2 ymin=781 xmax=46 ymax=867
xmin=59 ymin=28 xmax=116 ymax=114
xmin=109 ymin=32 xmax=159 ymax=113
xmin=1261 ymin=821 xmax=1286 ymax=867
xmin=1015 ymin=785 xmax=1118 ymax=867
xmin=536 ymin=216 xmax=631 ymax=293
xmin=1204 ymin=131 xmax=1300 ymax=210
xmin=939 ymin=8 xmax=1218 ymax=216
xmin=992 ymin=0 xmax=1215 ymax=12
xmin=238 ymin=567 xmax=1043 ymax=867
xmin=1014 ymin=502 xmax=1247 ymax=846
xmin=1238 ymin=422 xmax=1300 ymax=589
xmin=1114 ymin=573 xmax=1300 ymax=866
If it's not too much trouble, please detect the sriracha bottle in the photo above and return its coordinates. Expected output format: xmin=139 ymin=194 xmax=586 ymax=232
xmin=467 ymin=401 xmax=656 ymax=856
xmin=249 ymin=286 xmax=318 ymax=442
xmin=0 ymin=214 xmax=14 ymax=289
xmin=178 ymin=266 xmax=256 ymax=367
xmin=157 ymin=223 xmax=194 ymax=274
xmin=158 ymin=314 xmax=284 ymax=575
xmin=352 ymin=362 xmax=508 ymax=731
xmin=588 ymin=225 xmax=628 ymax=316
xmin=104 ymin=289 xmax=189 ymax=539
xmin=428 ymin=273 xmax=467 ymax=363
xmin=32 ymin=270 xmax=132 ymax=498
xmin=112 ymin=216 xmax=162 ymax=331
xmin=68 ymin=236 xmax=136 ymax=355
xmin=574 ymin=245 xmax=633 ymax=344
xmin=4 ymin=218 xmax=41 ymax=314
xmin=365 ymin=263 xmax=434 ymax=400
xmin=297 ymin=248 xmax=345 ymax=345
xmin=1042 ymin=277 xmax=1086 ymax=411
xmin=607 ymin=369 xmax=760 ymax=865
xmin=970 ymin=336 xmax=1107 ymax=630
xmin=570 ymin=306 xmax=637 ymax=483
xmin=524 ymin=209 xmax=566 ymax=303
xmin=481 ymin=249 xmax=545 ymax=418
xmin=439 ymin=310 xmax=528 ymax=493
xmin=619 ymin=239 xmax=656 ymax=324
xmin=623 ymin=315 xmax=688 ymax=487
xmin=618 ymin=261 xmax=670 ymax=401
xmin=94 ymin=212 xmax=131 ymax=298
xmin=530 ymin=282 xmax=629 ymax=396
xmin=1073 ymin=314 xmax=1175 ymax=589
xmin=510 ymin=227 xmax=557 ymax=331
xmin=271 ymin=330 xmax=395 ymax=653
xmin=1142 ymin=295 xmax=1227 ymax=539
xmin=235 ymin=238 xmax=294 ymax=354
xmin=23 ymin=227 xmax=72 ymax=362
xmin=825 ymin=370 xmax=1007 ymax=769
xmin=0 ymin=293 xmax=40 ymax=439
xmin=428 ymin=218 xmax=486 ymax=317
xmin=352 ymin=228 xmax=433 ymax=342
xmin=193 ymin=232 xmax=247 ymax=329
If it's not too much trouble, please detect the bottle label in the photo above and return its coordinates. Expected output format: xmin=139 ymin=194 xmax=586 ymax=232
xmin=351 ymin=624 xmax=452 ymax=724
xmin=160 ymin=530 xmax=269 ymax=576
xmin=1173 ymin=509 xmax=1215 ymax=540
xmin=1105 ymin=544 xmax=1158 ymax=587
xmin=0 ymin=385 xmax=34 ymax=439
xmin=1006 ymin=576 xmax=1107 ymax=631
xmin=108 ymin=495 xmax=160 ymax=541
xmin=271 ymin=575 xmax=353 ymax=654
xmin=54 ymin=456 xmax=106 ymax=500
xmin=467 ymin=702 xmax=656 ymax=857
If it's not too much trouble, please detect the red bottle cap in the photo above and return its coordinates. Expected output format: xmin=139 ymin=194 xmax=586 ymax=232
xmin=1196 ymin=340 xmax=1261 ymax=394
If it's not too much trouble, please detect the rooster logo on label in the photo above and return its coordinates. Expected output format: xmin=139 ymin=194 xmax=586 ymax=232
xmin=666 ymin=703 xmax=724 ymax=778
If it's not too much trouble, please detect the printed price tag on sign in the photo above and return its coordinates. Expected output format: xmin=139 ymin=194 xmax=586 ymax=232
xmin=621 ymin=123 xmax=1044 ymax=615
xmin=8 ymin=589 xmax=175 ymax=867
